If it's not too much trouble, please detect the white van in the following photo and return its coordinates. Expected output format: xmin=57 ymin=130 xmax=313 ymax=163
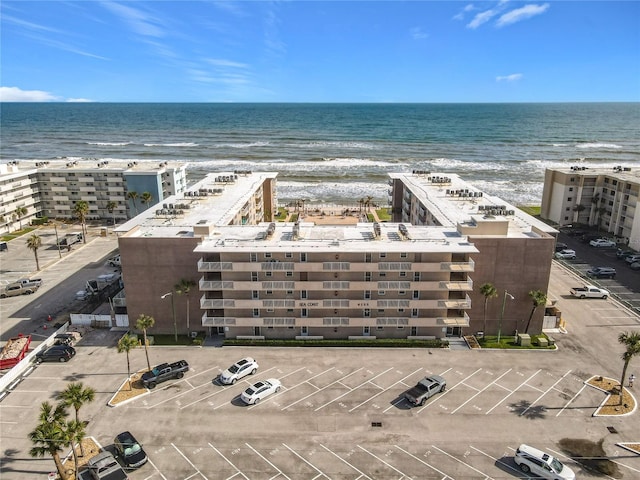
xmin=514 ymin=444 xmax=575 ymax=480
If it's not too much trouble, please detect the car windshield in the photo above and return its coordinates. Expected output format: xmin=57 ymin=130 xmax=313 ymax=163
xmin=228 ymin=365 xmax=239 ymax=373
xmin=550 ymin=458 xmax=564 ymax=472
xmin=124 ymin=443 xmax=141 ymax=456
xmin=245 ymin=387 xmax=256 ymax=395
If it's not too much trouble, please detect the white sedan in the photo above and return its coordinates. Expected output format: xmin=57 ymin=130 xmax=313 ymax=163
xmin=219 ymin=357 xmax=259 ymax=385
xmin=589 ymin=238 xmax=616 ymax=248
xmin=554 ymin=249 xmax=576 ymax=260
xmin=240 ymin=379 xmax=281 ymax=405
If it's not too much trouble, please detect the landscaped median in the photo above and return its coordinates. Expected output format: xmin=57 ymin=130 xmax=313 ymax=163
xmin=107 ymin=370 xmax=149 ymax=407
xmin=586 ymin=375 xmax=637 ymax=417
xmin=222 ymin=338 xmax=449 ymax=348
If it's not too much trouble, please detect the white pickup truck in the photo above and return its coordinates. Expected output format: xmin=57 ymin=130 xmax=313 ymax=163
xmin=570 ymin=285 xmax=609 ymax=299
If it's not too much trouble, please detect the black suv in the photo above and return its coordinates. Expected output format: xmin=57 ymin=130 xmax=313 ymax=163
xmin=35 ymin=345 xmax=76 ymax=363
xmin=114 ymin=431 xmax=148 ymax=469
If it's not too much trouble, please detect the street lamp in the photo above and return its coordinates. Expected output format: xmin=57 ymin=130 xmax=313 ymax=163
xmin=53 ymin=222 xmax=62 ymax=259
xmin=161 ymin=291 xmax=177 ymax=343
xmin=497 ymin=290 xmax=515 ymax=344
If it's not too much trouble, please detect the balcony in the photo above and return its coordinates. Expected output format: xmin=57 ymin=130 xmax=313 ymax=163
xmin=200 ymin=296 xmax=236 ymax=309
xmin=201 ymin=315 xmax=236 ymax=326
xmin=437 ymin=312 xmax=470 ymax=327
xmin=440 ymin=294 xmax=472 ymax=309
xmin=199 ymin=279 xmax=234 ymax=290
xmin=198 ymin=259 xmax=233 ymax=271
xmin=440 ymin=278 xmax=473 ymax=291
xmin=441 ymin=258 xmax=475 ymax=272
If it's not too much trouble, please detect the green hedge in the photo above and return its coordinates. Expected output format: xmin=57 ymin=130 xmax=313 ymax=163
xmin=223 ymin=338 xmax=448 ymax=348
xmin=31 ymin=217 xmax=49 ymax=225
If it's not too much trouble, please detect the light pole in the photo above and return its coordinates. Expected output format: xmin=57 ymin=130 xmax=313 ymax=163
xmin=497 ymin=290 xmax=515 ymax=344
xmin=161 ymin=292 xmax=177 ymax=343
xmin=53 ymin=222 xmax=62 ymax=259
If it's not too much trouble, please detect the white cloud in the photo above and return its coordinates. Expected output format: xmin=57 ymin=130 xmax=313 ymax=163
xmin=453 ymin=4 xmax=476 ymax=21
xmin=101 ymin=1 xmax=166 ymax=38
xmin=496 ymin=73 xmax=523 ymax=82
xmin=66 ymin=98 xmax=93 ymax=103
xmin=206 ymin=59 xmax=249 ymax=68
xmin=497 ymin=3 xmax=550 ymax=27
xmin=467 ymin=9 xmax=499 ymax=29
xmin=410 ymin=27 xmax=428 ymax=40
xmin=0 ymin=86 xmax=60 ymax=102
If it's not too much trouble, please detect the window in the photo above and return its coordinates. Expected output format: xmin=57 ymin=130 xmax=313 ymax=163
xmin=377 ymin=309 xmax=384 ymax=314
xmin=265 ymin=252 xmax=272 ymax=259
xmin=399 ymin=290 xmax=406 ymax=295
xmin=301 ymin=308 xmax=308 ymax=317
xmin=365 ymin=253 xmax=372 ymax=263
xmin=363 ymin=326 xmax=370 ymax=335
xmin=413 ymin=272 xmax=420 ymax=281
xmin=379 ymin=252 xmax=386 ymax=258
xmin=286 ymin=289 xmax=293 ymax=295
xmin=285 ymin=252 xmax=292 ymax=258
xmin=398 ymin=308 xmax=404 ymax=313
xmin=267 ymin=308 xmax=274 ymax=313
xmin=266 ymin=290 xmax=273 ymax=295
xmin=378 ymin=290 xmax=385 ymax=296
xmin=251 ymin=272 xmax=258 ymax=282
xmin=364 ymin=290 xmax=371 ymax=299
xmin=364 ymin=309 xmax=371 ymax=317
xmin=286 ymin=271 xmax=293 ymax=277
xmin=250 ymin=253 xmax=257 ymax=262
xmin=569 ymin=187 xmax=573 ymax=192
xmin=287 ymin=308 xmax=294 ymax=313
xmin=400 ymin=252 xmax=407 ymax=258
xmin=412 ymin=308 xmax=418 ymax=317
xmin=301 ymin=290 xmax=308 ymax=299
xmin=252 ymin=308 xmax=260 ymax=317
xmin=379 ymin=272 xmax=386 ymax=278
xmin=413 ymin=290 xmax=419 ymax=299
xmin=300 ymin=252 xmax=307 ymax=262
xmin=567 ymin=197 xmax=572 ymax=202
xmin=265 ymin=271 xmax=272 ymax=277
xmin=399 ymin=271 xmax=407 ymax=277
xmin=365 ymin=272 xmax=372 ymax=282
xmin=252 ymin=290 xmax=259 ymax=299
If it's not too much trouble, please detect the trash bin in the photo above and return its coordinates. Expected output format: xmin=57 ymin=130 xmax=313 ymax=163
xmin=100 ymin=227 xmax=108 ymax=237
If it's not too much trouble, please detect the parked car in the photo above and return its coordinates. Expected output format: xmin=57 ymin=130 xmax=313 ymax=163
xmin=554 ymin=242 xmax=568 ymax=252
xmin=219 ymin=357 xmax=259 ymax=385
xmin=404 ymin=375 xmax=447 ymax=406
xmin=626 ymin=254 xmax=640 ymax=264
xmin=630 ymin=262 xmax=640 ymax=271
xmin=114 ymin=431 xmax=148 ymax=469
xmin=53 ymin=333 xmax=75 ymax=346
xmin=616 ymin=249 xmax=635 ymax=260
xmin=589 ymin=238 xmax=617 ymax=248
xmin=86 ymin=450 xmax=129 ymax=480
xmin=554 ymin=249 xmax=576 ymax=260
xmin=586 ymin=267 xmax=616 ymax=279
xmin=514 ymin=444 xmax=575 ymax=480
xmin=107 ymin=254 xmax=121 ymax=267
xmin=240 ymin=378 xmax=281 ymax=405
xmin=35 ymin=345 xmax=76 ymax=363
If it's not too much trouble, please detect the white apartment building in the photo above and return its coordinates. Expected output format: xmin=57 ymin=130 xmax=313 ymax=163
xmin=0 ymin=162 xmax=39 ymax=234
xmin=541 ymin=166 xmax=640 ymax=250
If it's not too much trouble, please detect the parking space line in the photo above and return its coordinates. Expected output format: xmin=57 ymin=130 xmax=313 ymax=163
xmin=357 ymin=444 xmax=412 ymax=478
xmin=171 ymin=443 xmax=208 ymax=480
xmin=319 ymin=444 xmax=373 ymax=480
xmin=393 ymin=445 xmax=452 ymax=479
xmin=384 ymin=368 xmax=453 ymax=413
xmin=520 ymin=370 xmax=572 ymax=416
xmin=431 ymin=445 xmax=494 ymax=480
xmin=282 ymin=443 xmax=330 ymax=479
xmin=208 ymin=443 xmax=249 ymax=479
xmin=547 ymin=447 xmax=621 ymax=480
xmin=450 ymin=369 xmax=512 ymax=414
xmin=485 ymin=369 xmax=541 ymax=415
xmin=144 ymin=458 xmax=168 ymax=480
xmin=282 ymin=367 xmax=364 ymax=410
xmin=314 ymin=368 xmax=394 ymax=411
xmin=144 ymin=365 xmax=222 ymax=408
xmin=469 ymin=446 xmax=525 ymax=476
xmin=418 ymin=368 xmax=482 ymax=412
xmin=245 ymin=442 xmax=292 ymax=480
xmin=350 ymin=367 xmax=423 ymax=412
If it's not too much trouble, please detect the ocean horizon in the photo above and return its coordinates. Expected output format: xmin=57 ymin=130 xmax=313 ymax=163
xmin=2 ymin=102 xmax=638 ymax=206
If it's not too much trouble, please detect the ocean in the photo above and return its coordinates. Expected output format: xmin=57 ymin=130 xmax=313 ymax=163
xmin=1 ymin=102 xmax=638 ymax=206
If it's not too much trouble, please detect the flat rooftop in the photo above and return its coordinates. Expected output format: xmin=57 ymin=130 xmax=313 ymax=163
xmin=5 ymin=159 xmax=185 ymax=173
xmin=389 ymin=172 xmax=557 ymax=237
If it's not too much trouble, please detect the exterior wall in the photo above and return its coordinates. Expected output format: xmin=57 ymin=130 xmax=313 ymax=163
xmin=467 ymin=236 xmax=554 ymax=336
xmin=0 ymin=164 xmax=39 ymax=233
xmin=119 ymin=236 xmax=202 ymax=335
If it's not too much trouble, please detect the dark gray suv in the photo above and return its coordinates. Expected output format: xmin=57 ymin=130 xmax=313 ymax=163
xmin=35 ymin=345 xmax=76 ymax=363
xmin=586 ymin=266 xmax=616 ymax=279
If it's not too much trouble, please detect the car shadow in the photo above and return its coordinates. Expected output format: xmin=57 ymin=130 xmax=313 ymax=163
xmin=388 ymin=394 xmax=413 ymax=410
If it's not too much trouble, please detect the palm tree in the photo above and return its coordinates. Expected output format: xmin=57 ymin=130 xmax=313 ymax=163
xmin=175 ymin=279 xmax=196 ymax=330
xmin=479 ymin=283 xmax=498 ymax=336
xmin=365 ymin=195 xmax=373 ymax=212
xmin=26 ymin=234 xmax=42 ymax=271
xmin=136 ymin=314 xmax=155 ymax=372
xmin=57 ymin=382 xmax=95 ymax=430
xmin=117 ymin=333 xmax=139 ymax=390
xmin=106 ymin=200 xmax=118 ymax=226
xmin=15 ymin=206 xmax=27 ymax=230
xmin=618 ymin=331 xmax=640 ymax=404
xmin=524 ymin=290 xmax=547 ymax=334
xmin=127 ymin=191 xmax=139 ymax=217
xmin=65 ymin=419 xmax=86 ymax=477
xmin=73 ymin=201 xmax=89 ymax=244
xmin=140 ymin=191 xmax=153 ymax=211
xmin=29 ymin=402 xmax=71 ymax=480
xmin=572 ymin=204 xmax=586 ymax=224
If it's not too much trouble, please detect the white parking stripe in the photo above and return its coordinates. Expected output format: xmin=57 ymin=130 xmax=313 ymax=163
xmin=319 ymin=444 xmax=373 ymax=480
xmin=418 ymin=368 xmax=482 ymax=412
xmin=485 ymin=369 xmax=541 ymax=414
xmin=469 ymin=446 xmax=523 ymax=476
xmin=314 ymin=367 xmax=394 ymax=411
xmin=351 ymin=367 xmax=423 ymax=412
xmin=282 ymin=443 xmax=330 ymax=479
xmin=547 ymin=447 xmax=621 ymax=480
xmin=393 ymin=445 xmax=452 ymax=479
xmin=555 ymin=383 xmax=588 ymax=417
xmin=171 ymin=443 xmax=208 ymax=480
xmin=357 ymin=444 xmax=412 ymax=479
xmin=282 ymin=367 xmax=364 ymax=410
xmin=431 ymin=445 xmax=494 ymax=480
xmin=245 ymin=442 xmax=292 ymax=480
xmin=520 ymin=370 xmax=572 ymax=416
xmin=450 ymin=369 xmax=512 ymax=414
xmin=208 ymin=443 xmax=249 ymax=479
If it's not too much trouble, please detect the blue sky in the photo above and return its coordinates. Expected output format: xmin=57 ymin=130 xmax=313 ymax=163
xmin=1 ymin=1 xmax=639 ymax=102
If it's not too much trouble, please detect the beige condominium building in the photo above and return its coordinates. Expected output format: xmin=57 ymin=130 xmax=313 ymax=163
xmin=541 ymin=165 xmax=640 ymax=250
xmin=117 ymin=170 xmax=557 ymax=340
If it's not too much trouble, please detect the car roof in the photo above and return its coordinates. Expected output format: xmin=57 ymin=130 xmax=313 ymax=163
xmin=517 ymin=444 xmax=550 ymax=459
xmin=116 ymin=431 xmax=138 ymax=443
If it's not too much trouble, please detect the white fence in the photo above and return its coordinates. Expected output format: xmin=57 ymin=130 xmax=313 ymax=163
xmin=69 ymin=313 xmax=129 ymax=328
